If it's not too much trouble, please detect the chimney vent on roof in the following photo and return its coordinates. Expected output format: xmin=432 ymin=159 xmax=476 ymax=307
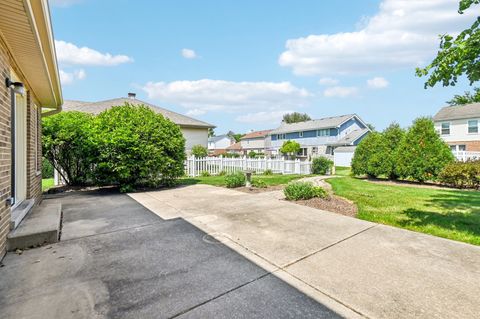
xmin=128 ymin=92 xmax=136 ymax=99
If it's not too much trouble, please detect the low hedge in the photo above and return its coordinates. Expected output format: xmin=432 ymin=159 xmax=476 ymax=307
xmin=284 ymin=181 xmax=327 ymax=200
xmin=438 ymin=160 xmax=480 ymax=189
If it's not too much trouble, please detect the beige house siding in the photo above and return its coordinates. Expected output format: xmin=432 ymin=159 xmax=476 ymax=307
xmin=182 ymin=127 xmax=209 ymax=152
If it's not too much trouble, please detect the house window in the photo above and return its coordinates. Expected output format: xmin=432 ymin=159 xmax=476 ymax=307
xmin=297 ymin=148 xmax=307 ymax=156
xmin=468 ymin=120 xmax=478 ymax=134
xmin=441 ymin=122 xmax=450 ymax=135
xmin=459 ymin=145 xmax=466 ymax=151
xmin=317 ymin=129 xmax=330 ymax=137
xmin=299 ymin=131 xmax=303 ymax=138
xmin=277 ymin=134 xmax=286 ymax=140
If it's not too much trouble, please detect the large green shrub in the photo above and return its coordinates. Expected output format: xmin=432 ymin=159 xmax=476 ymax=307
xmin=351 ymin=132 xmax=383 ymax=177
xmin=93 ymin=104 xmax=185 ymax=191
xmin=312 ymin=157 xmax=334 ymax=175
xmin=395 ymin=117 xmax=454 ymax=182
xmin=438 ymin=160 xmax=480 ymax=188
xmin=191 ymin=144 xmax=208 ymax=158
xmin=224 ymin=171 xmax=245 ymax=188
xmin=380 ymin=123 xmax=405 ymax=179
xmin=248 ymin=151 xmax=257 ymax=158
xmin=42 ymin=111 xmax=96 ymax=185
xmin=283 ymin=181 xmax=327 ymax=200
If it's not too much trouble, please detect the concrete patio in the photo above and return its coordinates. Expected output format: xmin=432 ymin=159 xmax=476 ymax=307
xmin=0 ymin=189 xmax=351 ymax=319
xmin=129 ymin=184 xmax=480 ymax=319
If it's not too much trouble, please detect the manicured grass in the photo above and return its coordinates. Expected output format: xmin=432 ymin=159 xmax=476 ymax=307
xmin=179 ymin=174 xmax=308 ymax=187
xmin=335 ymin=166 xmax=351 ymax=176
xmin=328 ymin=177 xmax=480 ymax=245
xmin=42 ymin=178 xmax=54 ymax=192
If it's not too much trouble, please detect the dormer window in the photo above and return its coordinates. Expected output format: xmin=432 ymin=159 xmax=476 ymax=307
xmin=468 ymin=120 xmax=478 ymax=134
xmin=441 ymin=122 xmax=450 ymax=135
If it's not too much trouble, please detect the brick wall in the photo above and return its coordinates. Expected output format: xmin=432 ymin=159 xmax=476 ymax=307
xmin=448 ymin=141 xmax=480 ymax=152
xmin=0 ymin=39 xmax=11 ymax=258
xmin=0 ymin=36 xmax=43 ymax=259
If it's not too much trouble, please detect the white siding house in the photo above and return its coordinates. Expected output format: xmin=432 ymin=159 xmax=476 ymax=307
xmin=240 ymin=130 xmax=272 ymax=155
xmin=62 ymin=94 xmax=215 ymax=153
xmin=208 ymin=134 xmax=235 ymax=151
xmin=433 ymin=102 xmax=480 ymax=152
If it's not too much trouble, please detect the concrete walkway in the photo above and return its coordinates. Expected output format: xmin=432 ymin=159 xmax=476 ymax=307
xmin=130 ymin=184 xmax=480 ymax=319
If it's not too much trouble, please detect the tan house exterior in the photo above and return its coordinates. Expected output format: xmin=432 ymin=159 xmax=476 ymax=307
xmin=240 ymin=130 xmax=272 ymax=155
xmin=0 ymin=0 xmax=62 ymax=258
xmin=434 ymin=103 xmax=480 ymax=152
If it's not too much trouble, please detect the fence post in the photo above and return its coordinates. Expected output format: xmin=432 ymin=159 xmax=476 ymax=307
xmin=243 ymin=156 xmax=247 ymax=170
xmin=294 ymin=159 xmax=300 ymax=174
xmin=219 ymin=155 xmax=224 ymax=173
xmin=192 ymin=155 xmax=196 ymax=177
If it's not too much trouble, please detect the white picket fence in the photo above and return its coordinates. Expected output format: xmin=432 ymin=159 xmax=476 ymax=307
xmin=184 ymin=156 xmax=312 ymax=177
xmin=453 ymin=151 xmax=480 ymax=162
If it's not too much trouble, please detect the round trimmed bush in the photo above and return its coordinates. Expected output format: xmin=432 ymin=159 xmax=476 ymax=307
xmin=224 ymin=171 xmax=246 ymax=188
xmin=312 ymin=157 xmax=334 ymax=175
xmin=94 ymin=103 xmax=185 ymax=191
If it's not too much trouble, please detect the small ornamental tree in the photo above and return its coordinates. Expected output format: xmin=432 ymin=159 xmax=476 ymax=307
xmin=191 ymin=144 xmax=208 ymax=158
xmin=280 ymin=140 xmax=301 ymax=159
xmin=395 ymin=117 xmax=454 ymax=182
xmin=248 ymin=150 xmax=257 ymax=158
xmin=93 ymin=104 xmax=185 ymax=191
xmin=42 ymin=111 xmax=97 ymax=185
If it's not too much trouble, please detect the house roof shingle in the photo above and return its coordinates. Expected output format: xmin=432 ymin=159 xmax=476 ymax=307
xmin=240 ymin=130 xmax=272 ymax=140
xmin=332 ymin=128 xmax=370 ymax=146
xmin=62 ymin=97 xmax=215 ymax=128
xmin=270 ymin=114 xmax=356 ymax=134
xmin=208 ymin=134 xmax=232 ymax=143
xmin=433 ymin=103 xmax=480 ymax=122
xmin=226 ymin=142 xmax=242 ymax=151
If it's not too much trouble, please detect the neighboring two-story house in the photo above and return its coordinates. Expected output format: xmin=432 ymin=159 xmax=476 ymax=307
xmin=433 ymin=103 xmax=480 ymax=152
xmin=240 ymin=130 xmax=272 ymax=155
xmin=208 ymin=134 xmax=235 ymax=155
xmin=269 ymin=114 xmax=370 ymax=161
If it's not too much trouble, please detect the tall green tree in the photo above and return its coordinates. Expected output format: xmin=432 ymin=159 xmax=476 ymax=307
xmin=416 ymin=1 xmax=480 ymax=87
xmin=208 ymin=128 xmax=215 ymax=138
xmin=282 ymin=112 xmax=311 ymax=124
xmin=446 ymin=87 xmax=480 ymax=105
xmin=395 ymin=118 xmax=454 ymax=182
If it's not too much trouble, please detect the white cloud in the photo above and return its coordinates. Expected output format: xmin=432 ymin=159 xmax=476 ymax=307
xmin=236 ymin=110 xmax=293 ymax=124
xmin=55 ymin=40 xmax=133 ymax=66
xmin=323 ymin=86 xmax=358 ymax=98
xmin=367 ymin=77 xmax=389 ymax=89
xmin=318 ymin=77 xmax=339 ymax=86
xmin=181 ymin=49 xmax=198 ymax=59
xmin=279 ymin=0 xmax=476 ymax=75
xmin=142 ymin=79 xmax=310 ymax=115
xmin=59 ymin=69 xmax=86 ymax=85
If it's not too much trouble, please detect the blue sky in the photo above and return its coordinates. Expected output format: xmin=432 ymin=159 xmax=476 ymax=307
xmin=51 ymin=0 xmax=476 ymax=134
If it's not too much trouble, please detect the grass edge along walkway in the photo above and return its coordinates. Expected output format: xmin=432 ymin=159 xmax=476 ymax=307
xmin=327 ymin=176 xmax=480 ymax=246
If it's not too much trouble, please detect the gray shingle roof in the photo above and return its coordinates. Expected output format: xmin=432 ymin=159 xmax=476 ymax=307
xmin=208 ymin=134 xmax=232 ymax=143
xmin=331 ymin=128 xmax=370 ymax=146
xmin=270 ymin=114 xmax=355 ymax=134
xmin=334 ymin=146 xmax=357 ymax=152
xmin=433 ymin=103 xmax=480 ymax=122
xmin=62 ymin=97 xmax=215 ymax=128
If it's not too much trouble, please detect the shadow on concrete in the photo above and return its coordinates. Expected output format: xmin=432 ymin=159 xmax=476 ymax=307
xmin=0 ymin=188 xmax=346 ymax=318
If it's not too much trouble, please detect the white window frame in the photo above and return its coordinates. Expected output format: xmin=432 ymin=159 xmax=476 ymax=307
xmin=299 ymin=131 xmax=303 ymax=138
xmin=468 ymin=119 xmax=478 ymax=134
xmin=441 ymin=122 xmax=450 ymax=135
xmin=317 ymin=129 xmax=330 ymax=137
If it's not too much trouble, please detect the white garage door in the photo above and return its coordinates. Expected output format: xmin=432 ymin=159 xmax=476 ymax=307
xmin=334 ymin=146 xmax=356 ymax=167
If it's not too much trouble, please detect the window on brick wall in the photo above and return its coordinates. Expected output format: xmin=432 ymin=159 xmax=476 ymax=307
xmin=34 ymin=104 xmax=41 ymax=174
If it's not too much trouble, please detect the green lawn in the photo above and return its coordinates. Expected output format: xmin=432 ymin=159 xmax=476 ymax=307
xmin=42 ymin=178 xmax=54 ymax=192
xmin=179 ymin=174 xmax=307 ymax=187
xmin=335 ymin=166 xmax=351 ymax=177
xmin=328 ymin=177 xmax=480 ymax=245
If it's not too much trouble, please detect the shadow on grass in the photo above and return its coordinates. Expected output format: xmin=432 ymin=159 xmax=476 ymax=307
xmin=178 ymin=178 xmax=201 ymax=186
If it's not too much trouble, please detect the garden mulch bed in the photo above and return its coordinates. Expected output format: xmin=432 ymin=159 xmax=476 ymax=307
xmin=235 ymin=185 xmax=285 ymax=194
xmin=294 ymin=195 xmax=358 ymax=218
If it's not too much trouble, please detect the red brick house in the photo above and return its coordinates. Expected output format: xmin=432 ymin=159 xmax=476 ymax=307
xmin=0 ymin=0 xmax=62 ymax=258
